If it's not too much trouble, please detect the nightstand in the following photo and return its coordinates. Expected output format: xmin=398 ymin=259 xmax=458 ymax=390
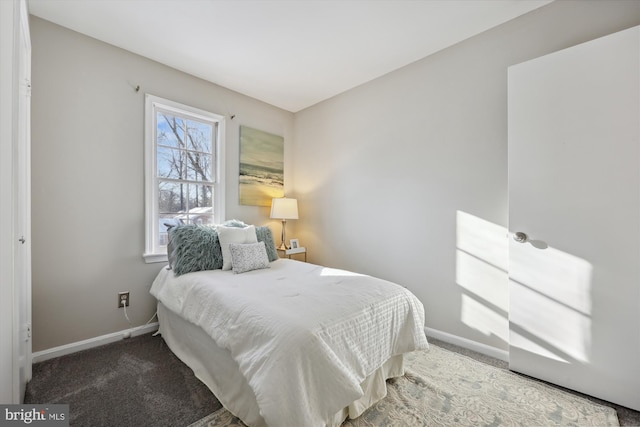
xmin=277 ymin=247 xmax=307 ymax=262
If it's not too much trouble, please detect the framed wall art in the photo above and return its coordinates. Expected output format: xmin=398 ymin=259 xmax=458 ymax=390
xmin=239 ymin=126 xmax=284 ymax=206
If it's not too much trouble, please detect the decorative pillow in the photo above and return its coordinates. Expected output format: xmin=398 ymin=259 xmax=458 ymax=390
xmin=217 ymin=225 xmax=258 ymax=270
xmin=165 ymin=223 xmax=178 ymax=270
xmin=229 ymin=241 xmax=270 ymax=274
xmin=255 ymin=226 xmax=278 ymax=262
xmin=223 ymin=219 xmax=249 ymax=228
xmin=169 ymin=225 xmax=223 ymax=276
xmin=219 ymin=220 xmax=277 ymax=262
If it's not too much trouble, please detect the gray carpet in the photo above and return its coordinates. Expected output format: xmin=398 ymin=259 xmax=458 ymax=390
xmin=24 ymin=333 xmax=221 ymax=426
xmin=24 ymin=333 xmax=640 ymax=427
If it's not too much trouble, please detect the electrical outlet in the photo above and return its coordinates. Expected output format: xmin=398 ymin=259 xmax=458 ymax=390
xmin=118 ymin=292 xmax=130 ymax=308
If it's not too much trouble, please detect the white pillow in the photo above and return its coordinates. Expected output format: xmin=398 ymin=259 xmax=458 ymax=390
xmin=229 ymin=242 xmax=270 ymax=274
xmin=217 ymin=225 xmax=258 ymax=270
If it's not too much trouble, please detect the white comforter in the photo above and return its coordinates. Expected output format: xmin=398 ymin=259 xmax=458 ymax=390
xmin=150 ymin=259 xmax=428 ymax=427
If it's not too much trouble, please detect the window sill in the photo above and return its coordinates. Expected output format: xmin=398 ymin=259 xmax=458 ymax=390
xmin=143 ymin=253 xmax=168 ymax=264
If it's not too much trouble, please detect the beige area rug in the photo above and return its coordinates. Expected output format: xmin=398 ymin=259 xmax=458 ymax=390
xmin=188 ymin=344 xmax=619 ymax=427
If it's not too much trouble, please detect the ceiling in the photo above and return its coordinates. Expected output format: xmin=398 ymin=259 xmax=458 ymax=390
xmin=28 ymin=0 xmax=552 ymax=112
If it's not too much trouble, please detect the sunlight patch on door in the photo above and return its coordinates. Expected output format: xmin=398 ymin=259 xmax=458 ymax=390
xmin=509 ymin=329 xmax=568 ymax=363
xmin=509 ymin=244 xmax=593 ymax=363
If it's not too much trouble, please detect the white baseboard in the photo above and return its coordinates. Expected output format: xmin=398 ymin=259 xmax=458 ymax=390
xmin=32 ymin=323 xmax=506 ymax=365
xmin=425 ymin=327 xmax=509 ymax=362
xmin=32 ymin=322 xmax=159 ymax=364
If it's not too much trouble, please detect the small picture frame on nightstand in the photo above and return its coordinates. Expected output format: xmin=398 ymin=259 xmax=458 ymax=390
xmin=279 ymin=242 xmax=307 ymax=261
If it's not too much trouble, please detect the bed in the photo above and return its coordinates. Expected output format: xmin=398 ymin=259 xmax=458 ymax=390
xmin=149 ymin=223 xmax=429 ymax=427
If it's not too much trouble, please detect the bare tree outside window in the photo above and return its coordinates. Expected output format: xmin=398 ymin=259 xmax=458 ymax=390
xmin=156 ymin=112 xmax=216 ymax=244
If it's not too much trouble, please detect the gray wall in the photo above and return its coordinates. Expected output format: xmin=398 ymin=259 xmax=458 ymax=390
xmin=30 ymin=17 xmax=294 ymax=351
xmin=31 ymin=1 xmax=640 ymax=354
xmin=292 ymin=1 xmax=640 ymax=351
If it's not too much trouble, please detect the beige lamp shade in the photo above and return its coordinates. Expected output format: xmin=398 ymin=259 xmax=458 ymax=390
xmin=270 ymin=197 xmax=299 ymax=220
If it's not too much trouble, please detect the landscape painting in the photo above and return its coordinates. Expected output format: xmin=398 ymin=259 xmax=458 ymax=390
xmin=239 ymin=126 xmax=284 ymax=206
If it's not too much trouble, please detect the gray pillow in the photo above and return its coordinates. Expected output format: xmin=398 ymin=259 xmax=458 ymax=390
xmin=229 ymin=241 xmax=270 ymax=274
xmin=255 ymin=226 xmax=278 ymax=262
xmin=169 ymin=225 xmax=223 ymax=276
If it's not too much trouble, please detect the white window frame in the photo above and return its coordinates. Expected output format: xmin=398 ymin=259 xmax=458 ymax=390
xmin=143 ymin=94 xmax=225 ymax=263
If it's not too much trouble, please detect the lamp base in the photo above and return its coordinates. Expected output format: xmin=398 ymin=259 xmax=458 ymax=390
xmin=279 ymin=219 xmax=289 ymax=250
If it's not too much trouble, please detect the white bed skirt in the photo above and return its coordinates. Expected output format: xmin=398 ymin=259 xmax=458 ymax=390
xmin=157 ymin=302 xmax=405 ymax=427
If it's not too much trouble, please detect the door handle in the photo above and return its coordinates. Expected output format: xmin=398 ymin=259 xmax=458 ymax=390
xmin=513 ymin=232 xmax=528 ymax=243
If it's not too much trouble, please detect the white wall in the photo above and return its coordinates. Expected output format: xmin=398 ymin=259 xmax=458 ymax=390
xmin=293 ymin=1 xmax=640 ymax=351
xmin=30 ymin=17 xmax=294 ymax=352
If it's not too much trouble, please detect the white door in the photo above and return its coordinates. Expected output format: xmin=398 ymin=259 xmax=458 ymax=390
xmin=0 ymin=0 xmax=16 ymax=404
xmin=15 ymin=0 xmax=32 ymax=402
xmin=0 ymin=0 xmax=31 ymax=404
xmin=508 ymin=26 xmax=640 ymax=411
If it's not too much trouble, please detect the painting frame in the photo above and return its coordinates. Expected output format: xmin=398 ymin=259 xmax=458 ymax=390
xmin=238 ymin=126 xmax=284 ymax=206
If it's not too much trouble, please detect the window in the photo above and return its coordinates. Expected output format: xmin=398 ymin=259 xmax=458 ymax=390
xmin=143 ymin=95 xmax=225 ymax=263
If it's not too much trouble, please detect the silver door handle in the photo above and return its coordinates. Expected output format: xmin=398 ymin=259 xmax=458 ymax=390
xmin=513 ymin=232 xmax=528 ymax=243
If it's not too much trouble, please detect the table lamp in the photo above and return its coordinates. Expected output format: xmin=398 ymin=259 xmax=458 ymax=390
xmin=270 ymin=197 xmax=298 ymax=250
